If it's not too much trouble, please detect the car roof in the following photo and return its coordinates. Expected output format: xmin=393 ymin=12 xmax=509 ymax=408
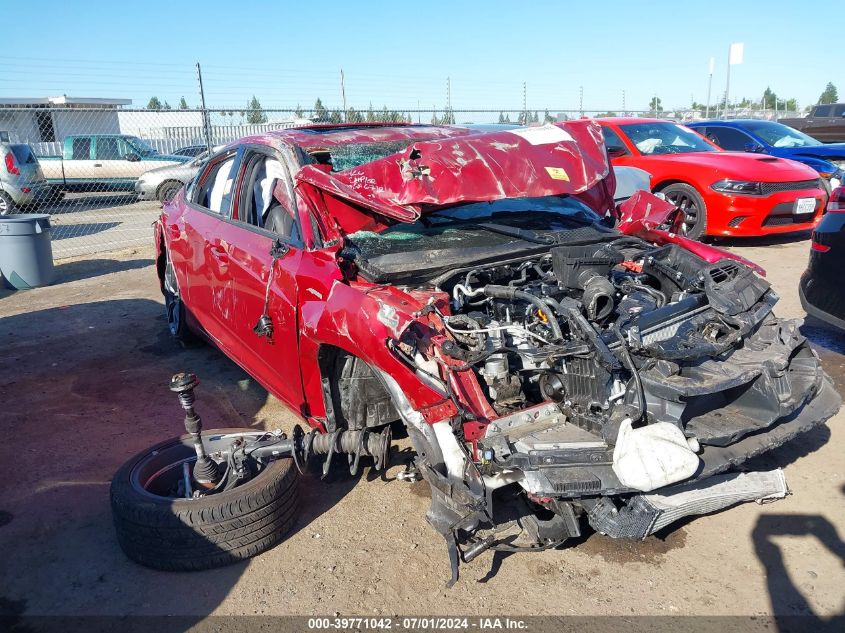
xmin=244 ymin=123 xmax=473 ymax=150
xmin=594 ymin=117 xmax=674 ymax=125
xmin=688 ymin=119 xmax=776 ymax=128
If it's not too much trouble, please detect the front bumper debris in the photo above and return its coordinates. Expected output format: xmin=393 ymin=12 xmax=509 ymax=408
xmin=585 ymin=469 xmax=790 ymax=539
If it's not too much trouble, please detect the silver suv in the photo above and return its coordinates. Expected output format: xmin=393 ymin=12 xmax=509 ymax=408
xmin=0 ymin=142 xmax=51 ymax=215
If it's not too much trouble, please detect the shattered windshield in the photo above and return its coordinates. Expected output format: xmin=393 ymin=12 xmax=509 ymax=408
xmin=620 ymin=122 xmax=715 ymax=155
xmin=347 ymin=195 xmax=601 ymax=258
xmin=744 ymin=121 xmax=822 ymax=148
xmin=313 ymin=141 xmax=423 ymax=172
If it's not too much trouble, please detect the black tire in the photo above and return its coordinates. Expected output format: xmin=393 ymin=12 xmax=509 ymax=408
xmin=157 ymin=180 xmax=183 ymax=203
xmin=111 ymin=429 xmax=299 ymax=571
xmin=0 ymin=190 xmax=15 ymax=216
xmin=162 ymin=248 xmax=198 ymax=344
xmin=659 ymin=183 xmax=707 ymax=240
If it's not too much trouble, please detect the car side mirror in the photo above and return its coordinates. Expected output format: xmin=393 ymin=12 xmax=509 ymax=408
xmin=607 ymin=146 xmax=627 ymax=158
xmin=744 ymin=142 xmax=765 ymax=153
xmin=125 ymin=153 xmax=140 ymax=162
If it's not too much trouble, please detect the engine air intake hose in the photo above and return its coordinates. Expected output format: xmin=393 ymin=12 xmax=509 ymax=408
xmin=482 ymin=285 xmax=564 ymax=340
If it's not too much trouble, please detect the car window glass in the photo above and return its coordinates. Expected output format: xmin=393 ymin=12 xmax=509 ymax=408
xmin=71 ymin=138 xmax=91 ymax=160
xmin=600 ymin=126 xmax=627 ymax=152
xmin=10 ymin=145 xmax=36 ymax=164
xmin=96 ymin=137 xmax=121 ymax=160
xmin=814 ymin=105 xmax=831 ymax=117
xmin=239 ymin=153 xmax=301 ymax=242
xmin=704 ymin=127 xmax=753 ymax=151
xmin=833 ymin=105 xmax=845 ymax=117
xmin=194 ymin=154 xmax=237 ymax=215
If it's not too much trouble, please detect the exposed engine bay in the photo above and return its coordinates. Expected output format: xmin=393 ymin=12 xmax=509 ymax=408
xmin=377 ymin=235 xmax=840 ymax=585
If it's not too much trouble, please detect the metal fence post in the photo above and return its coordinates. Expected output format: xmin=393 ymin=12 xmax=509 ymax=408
xmin=196 ymin=62 xmax=212 ymax=153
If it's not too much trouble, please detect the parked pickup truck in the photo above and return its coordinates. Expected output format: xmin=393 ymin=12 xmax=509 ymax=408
xmin=780 ymin=104 xmax=845 ymax=143
xmin=40 ymin=135 xmax=187 ymax=191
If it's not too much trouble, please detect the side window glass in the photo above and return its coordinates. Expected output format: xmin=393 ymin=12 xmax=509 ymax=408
xmin=96 ymin=137 xmax=120 ymax=160
xmin=194 ymin=154 xmax=237 ymax=215
xmin=601 ymin=126 xmax=627 ymax=154
xmin=833 ymin=104 xmax=845 ymax=117
xmin=706 ymin=127 xmax=752 ymax=151
xmin=71 ymin=138 xmax=91 ymax=160
xmin=239 ymin=153 xmax=300 ymax=242
xmin=814 ymin=105 xmax=831 ymax=117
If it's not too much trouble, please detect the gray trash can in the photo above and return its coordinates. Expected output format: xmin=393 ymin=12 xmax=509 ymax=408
xmin=0 ymin=214 xmax=55 ymax=289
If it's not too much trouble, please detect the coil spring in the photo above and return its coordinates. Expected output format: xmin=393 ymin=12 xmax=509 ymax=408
xmin=296 ymin=425 xmax=392 ymax=478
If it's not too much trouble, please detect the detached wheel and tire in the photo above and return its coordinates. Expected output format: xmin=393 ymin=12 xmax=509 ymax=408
xmin=110 ymin=429 xmax=299 ymax=571
xmin=660 ymin=183 xmax=707 ymax=240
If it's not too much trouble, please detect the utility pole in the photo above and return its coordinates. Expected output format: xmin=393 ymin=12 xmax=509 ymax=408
xmin=622 ymin=89 xmax=626 ymax=116
xmin=522 ymin=81 xmax=527 ymax=124
xmin=579 ymin=85 xmax=584 ymax=117
xmin=195 ymin=62 xmax=212 ymax=153
xmin=724 ymin=43 xmax=743 ymax=119
xmin=446 ymin=76 xmax=452 ymax=123
xmin=340 ymin=69 xmax=347 ymax=122
xmin=705 ymin=57 xmax=714 ymax=119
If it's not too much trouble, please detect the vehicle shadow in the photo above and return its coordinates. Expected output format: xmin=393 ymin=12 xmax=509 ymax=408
xmin=752 ymin=513 xmax=845 ymax=632
xmin=0 ymin=298 xmax=360 ymax=618
xmin=54 ymin=258 xmax=156 ymax=284
xmin=801 ymin=317 xmax=845 ymax=356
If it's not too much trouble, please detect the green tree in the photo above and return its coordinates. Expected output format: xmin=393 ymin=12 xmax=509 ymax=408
xmin=147 ymin=96 xmax=163 ymax=110
xmin=163 ymin=101 xmax=172 ymax=110
xmin=329 ymin=109 xmax=342 ymax=123
xmin=596 ymin=111 xmax=617 ymax=118
xmin=543 ymin=109 xmax=554 ymax=123
xmin=818 ymin=82 xmax=838 ymax=104
xmin=294 ymin=104 xmax=304 ymax=118
xmin=784 ymin=98 xmax=798 ymax=112
xmin=498 ymin=112 xmax=506 ymax=123
xmin=313 ymin=98 xmax=328 ymax=122
xmin=246 ymin=96 xmax=267 ymax=124
xmin=762 ymin=87 xmax=777 ymax=110
xmin=648 ymin=96 xmax=663 ymax=115
xmin=346 ymin=107 xmax=364 ymax=123
xmin=178 ymin=96 xmax=189 ymax=110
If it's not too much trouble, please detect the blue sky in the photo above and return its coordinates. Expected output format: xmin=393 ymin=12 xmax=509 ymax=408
xmin=0 ymin=0 xmax=834 ymax=114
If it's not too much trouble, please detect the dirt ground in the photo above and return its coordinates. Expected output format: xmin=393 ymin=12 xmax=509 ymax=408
xmin=0 ymin=233 xmax=843 ymax=620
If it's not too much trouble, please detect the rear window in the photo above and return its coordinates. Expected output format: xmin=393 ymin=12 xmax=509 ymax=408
xmin=10 ymin=144 xmax=36 ymax=164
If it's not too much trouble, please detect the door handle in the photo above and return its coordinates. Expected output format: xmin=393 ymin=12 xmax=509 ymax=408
xmin=94 ymin=163 xmax=102 ymax=167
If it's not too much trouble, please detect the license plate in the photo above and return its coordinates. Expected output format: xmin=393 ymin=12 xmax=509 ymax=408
xmin=794 ymin=198 xmax=816 ymax=215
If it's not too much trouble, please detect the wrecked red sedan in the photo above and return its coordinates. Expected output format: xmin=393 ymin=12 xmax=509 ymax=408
xmin=111 ymin=121 xmax=840 ymax=583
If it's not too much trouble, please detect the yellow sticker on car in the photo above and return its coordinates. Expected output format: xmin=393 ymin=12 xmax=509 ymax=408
xmin=545 ymin=166 xmax=569 ymax=181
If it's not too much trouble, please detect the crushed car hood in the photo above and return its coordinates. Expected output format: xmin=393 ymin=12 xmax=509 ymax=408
xmin=295 ymin=121 xmax=611 ymax=224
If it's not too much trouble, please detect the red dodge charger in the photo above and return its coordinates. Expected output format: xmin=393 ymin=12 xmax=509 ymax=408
xmin=597 ymin=118 xmax=828 ymax=238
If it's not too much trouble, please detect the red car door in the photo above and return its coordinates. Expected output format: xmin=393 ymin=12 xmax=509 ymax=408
xmin=171 ymin=149 xmax=240 ymax=349
xmin=220 ymin=146 xmax=304 ymax=411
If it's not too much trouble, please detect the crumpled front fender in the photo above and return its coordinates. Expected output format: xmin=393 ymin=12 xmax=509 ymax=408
xmin=616 ymin=190 xmax=766 ymax=276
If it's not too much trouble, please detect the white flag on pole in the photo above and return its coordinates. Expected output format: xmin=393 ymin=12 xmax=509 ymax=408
xmin=729 ymin=43 xmax=744 ymax=65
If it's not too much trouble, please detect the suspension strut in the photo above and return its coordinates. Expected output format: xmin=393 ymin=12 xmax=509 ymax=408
xmin=297 ymin=425 xmax=392 ymax=478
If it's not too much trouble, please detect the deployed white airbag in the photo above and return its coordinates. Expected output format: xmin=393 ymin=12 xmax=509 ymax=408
xmin=612 ymin=419 xmax=700 ymax=492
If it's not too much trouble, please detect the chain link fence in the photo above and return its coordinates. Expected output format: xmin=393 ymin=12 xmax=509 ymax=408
xmin=0 ymin=103 xmax=802 ymax=259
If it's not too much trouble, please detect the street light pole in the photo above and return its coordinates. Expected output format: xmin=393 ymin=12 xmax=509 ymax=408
xmin=705 ymin=57 xmax=714 ymax=118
